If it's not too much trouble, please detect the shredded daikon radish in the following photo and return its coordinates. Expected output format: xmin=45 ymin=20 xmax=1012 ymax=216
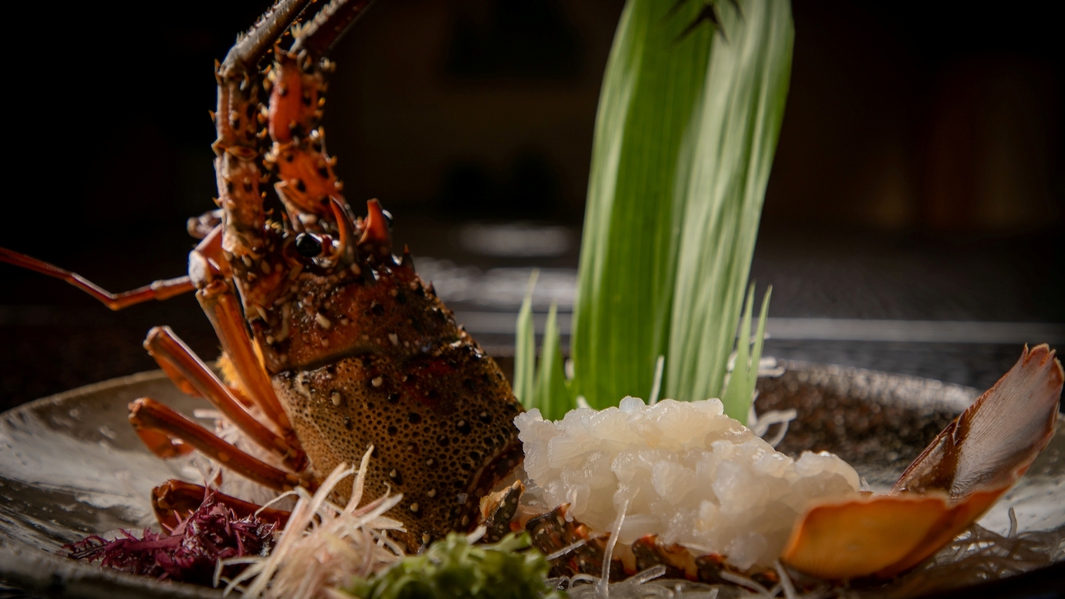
xmin=877 ymin=520 xmax=1065 ymax=598
xmin=746 ymin=407 xmax=797 ymax=448
xmin=598 ymin=498 xmax=630 ymax=599
xmin=218 ymin=446 xmax=405 ymax=599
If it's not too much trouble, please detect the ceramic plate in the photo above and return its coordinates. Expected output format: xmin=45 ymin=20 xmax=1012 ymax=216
xmin=0 ymin=363 xmax=1061 ymax=598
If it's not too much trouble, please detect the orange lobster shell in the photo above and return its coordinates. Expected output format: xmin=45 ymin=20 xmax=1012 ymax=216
xmin=782 ymin=343 xmax=1062 ymax=579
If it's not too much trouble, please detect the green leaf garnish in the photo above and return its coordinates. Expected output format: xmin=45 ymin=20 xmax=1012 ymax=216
xmin=721 ymin=285 xmax=772 ymax=420
xmin=533 ymin=303 xmax=569 ymax=421
xmin=345 ymin=532 xmax=563 ymax=599
xmin=514 ymin=270 xmax=539 ymax=409
xmin=518 ymin=0 xmax=793 ymax=424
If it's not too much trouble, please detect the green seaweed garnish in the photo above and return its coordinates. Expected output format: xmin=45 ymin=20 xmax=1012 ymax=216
xmin=345 ymin=532 xmax=564 ymax=599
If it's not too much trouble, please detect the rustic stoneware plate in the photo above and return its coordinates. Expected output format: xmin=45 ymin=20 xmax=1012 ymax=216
xmin=0 ymin=362 xmax=1061 ymax=598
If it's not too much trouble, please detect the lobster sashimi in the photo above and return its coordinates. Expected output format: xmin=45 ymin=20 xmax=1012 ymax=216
xmin=498 ymin=344 xmax=1063 ymax=583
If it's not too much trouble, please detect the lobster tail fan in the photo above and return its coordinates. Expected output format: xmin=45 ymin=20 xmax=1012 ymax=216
xmin=783 ymin=344 xmax=1064 ymax=580
xmin=893 ymin=343 xmax=1063 ymax=498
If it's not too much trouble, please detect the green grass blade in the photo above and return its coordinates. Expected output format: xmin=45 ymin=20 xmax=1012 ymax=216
xmin=721 ymin=285 xmax=754 ymax=419
xmin=720 ymin=285 xmax=771 ymax=421
xmin=750 ymin=286 xmax=772 ymax=384
xmin=513 ymin=270 xmax=538 ymax=408
xmin=533 ymin=303 xmax=569 ymax=420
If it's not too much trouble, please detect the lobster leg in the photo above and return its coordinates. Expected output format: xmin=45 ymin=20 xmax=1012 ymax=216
xmin=143 ymin=326 xmax=307 ymax=472
xmin=0 ymin=247 xmax=194 ymax=310
xmin=151 ymin=479 xmax=290 ymax=531
xmin=197 ymin=284 xmax=295 ymax=429
xmin=129 ymin=397 xmax=305 ymax=493
xmin=191 ymin=226 xmax=294 ymax=433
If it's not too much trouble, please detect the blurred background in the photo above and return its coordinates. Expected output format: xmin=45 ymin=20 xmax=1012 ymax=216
xmin=1 ymin=0 xmax=1062 ymax=411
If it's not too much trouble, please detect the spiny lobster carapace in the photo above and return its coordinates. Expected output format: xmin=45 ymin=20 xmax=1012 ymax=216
xmin=0 ymin=0 xmax=524 ymax=552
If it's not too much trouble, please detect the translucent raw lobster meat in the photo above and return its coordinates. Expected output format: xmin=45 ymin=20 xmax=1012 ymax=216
xmin=482 ymin=344 xmax=1062 ymax=583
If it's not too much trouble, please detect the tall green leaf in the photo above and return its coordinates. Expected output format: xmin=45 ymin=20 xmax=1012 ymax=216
xmin=570 ymin=0 xmax=794 ymax=413
xmin=517 ymin=0 xmax=792 ymax=422
xmin=665 ymin=1 xmax=793 ymax=406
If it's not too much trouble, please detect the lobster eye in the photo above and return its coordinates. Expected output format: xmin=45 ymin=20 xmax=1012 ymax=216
xmin=381 ymin=209 xmax=394 ymax=231
xmin=295 ymin=233 xmax=323 ymax=257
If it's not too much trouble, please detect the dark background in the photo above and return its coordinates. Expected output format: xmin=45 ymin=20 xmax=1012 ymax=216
xmin=1 ymin=0 xmax=1063 ymax=410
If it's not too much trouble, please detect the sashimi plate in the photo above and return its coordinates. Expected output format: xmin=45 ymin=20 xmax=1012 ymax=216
xmin=0 ymin=362 xmax=1061 ymax=598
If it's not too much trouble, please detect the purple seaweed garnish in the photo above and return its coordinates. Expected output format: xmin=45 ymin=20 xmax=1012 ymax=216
xmin=65 ymin=491 xmax=276 ymax=586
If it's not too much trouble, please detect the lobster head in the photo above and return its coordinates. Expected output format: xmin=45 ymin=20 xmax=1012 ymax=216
xmin=234 ymin=199 xmax=456 ymax=375
xmin=227 ymin=198 xmax=523 ymax=551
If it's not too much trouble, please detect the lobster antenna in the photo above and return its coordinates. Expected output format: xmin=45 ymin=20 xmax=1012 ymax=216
xmin=222 ymin=0 xmax=314 ymax=77
xmin=292 ymin=0 xmax=376 ymax=57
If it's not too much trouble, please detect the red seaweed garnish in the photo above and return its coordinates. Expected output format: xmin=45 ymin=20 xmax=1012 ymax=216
xmin=64 ymin=491 xmax=276 ymax=586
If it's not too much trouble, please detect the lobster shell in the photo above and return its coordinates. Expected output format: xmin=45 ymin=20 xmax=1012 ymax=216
xmin=267 ymin=255 xmax=525 ymax=549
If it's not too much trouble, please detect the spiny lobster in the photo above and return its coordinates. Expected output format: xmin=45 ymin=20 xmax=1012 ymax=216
xmin=0 ymin=0 xmax=523 ymax=552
